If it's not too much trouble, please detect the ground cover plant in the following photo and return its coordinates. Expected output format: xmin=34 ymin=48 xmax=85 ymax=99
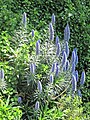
xmin=0 ymin=13 xmax=88 ymax=120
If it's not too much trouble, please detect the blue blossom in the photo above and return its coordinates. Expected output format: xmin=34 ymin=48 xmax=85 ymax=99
xmin=31 ymin=29 xmax=34 ymax=37
xmin=56 ymin=36 xmax=59 ymax=46
xmin=49 ymin=23 xmax=54 ymax=40
xmin=75 ymin=70 xmax=78 ymax=82
xmin=0 ymin=69 xmax=4 ymax=80
xmin=51 ymin=63 xmax=55 ymax=72
xmin=80 ymin=71 xmax=85 ymax=85
xmin=64 ymin=23 xmax=70 ymax=42
xmin=62 ymin=51 xmax=67 ymax=67
xmin=75 ymin=55 xmax=78 ymax=65
xmin=72 ymin=75 xmax=77 ymax=91
xmin=22 ymin=12 xmax=27 ymax=28
xmin=36 ymin=40 xmax=40 ymax=55
xmin=73 ymin=48 xmax=77 ymax=55
xmin=18 ymin=97 xmax=22 ymax=103
xmin=56 ymin=43 xmax=61 ymax=56
xmin=30 ymin=63 xmax=35 ymax=74
xmin=50 ymin=75 xmax=54 ymax=84
xmin=51 ymin=13 xmax=55 ymax=24
xmin=55 ymin=66 xmax=59 ymax=76
xmin=38 ymin=81 xmax=42 ymax=93
xmin=71 ymin=50 xmax=76 ymax=63
xmin=65 ymin=42 xmax=69 ymax=57
xmin=72 ymin=62 xmax=75 ymax=73
xmin=78 ymin=90 xmax=82 ymax=98
xmin=35 ymin=101 xmax=39 ymax=110
xmin=66 ymin=60 xmax=69 ymax=70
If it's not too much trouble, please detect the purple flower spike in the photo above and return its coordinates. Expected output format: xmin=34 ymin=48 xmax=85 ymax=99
xmin=36 ymin=40 xmax=40 ymax=55
xmin=62 ymin=51 xmax=67 ymax=67
xmin=18 ymin=97 xmax=22 ymax=103
xmin=78 ymin=90 xmax=82 ymax=98
xmin=64 ymin=23 xmax=70 ymax=42
xmin=38 ymin=81 xmax=42 ymax=93
xmin=52 ymin=13 xmax=55 ymax=24
xmin=72 ymin=62 xmax=75 ymax=73
xmin=56 ymin=43 xmax=61 ymax=56
xmin=65 ymin=42 xmax=69 ymax=57
xmin=75 ymin=70 xmax=78 ymax=82
xmin=66 ymin=60 xmax=69 ymax=70
xmin=50 ymin=75 xmax=54 ymax=84
xmin=55 ymin=66 xmax=59 ymax=76
xmin=0 ymin=69 xmax=4 ymax=79
xmin=80 ymin=71 xmax=85 ymax=85
xmin=30 ymin=63 xmax=35 ymax=74
xmin=56 ymin=36 xmax=59 ymax=46
xmin=72 ymin=75 xmax=77 ymax=91
xmin=35 ymin=101 xmax=39 ymax=110
xmin=63 ymin=66 xmax=66 ymax=72
xmin=72 ymin=51 xmax=76 ymax=63
xmin=31 ymin=29 xmax=34 ymax=37
xmin=22 ymin=12 xmax=27 ymax=28
xmin=51 ymin=63 xmax=55 ymax=72
xmin=49 ymin=23 xmax=54 ymax=40
xmin=74 ymin=48 xmax=77 ymax=55
xmin=75 ymin=55 xmax=78 ymax=65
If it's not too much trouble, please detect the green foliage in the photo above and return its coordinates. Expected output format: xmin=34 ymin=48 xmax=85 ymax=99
xmin=0 ymin=95 xmax=22 ymax=120
xmin=0 ymin=0 xmax=89 ymax=119
xmin=58 ymin=95 xmax=90 ymax=120
xmin=39 ymin=106 xmax=63 ymax=120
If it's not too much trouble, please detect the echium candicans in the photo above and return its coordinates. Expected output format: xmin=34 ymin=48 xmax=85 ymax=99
xmin=72 ymin=75 xmax=77 ymax=91
xmin=74 ymin=70 xmax=78 ymax=82
xmin=35 ymin=101 xmax=39 ymax=110
xmin=72 ymin=62 xmax=75 ymax=73
xmin=36 ymin=40 xmax=40 ymax=55
xmin=50 ymin=74 xmax=54 ymax=84
xmin=22 ymin=12 xmax=27 ymax=28
xmin=30 ymin=63 xmax=35 ymax=74
xmin=56 ymin=36 xmax=59 ymax=46
xmin=62 ymin=51 xmax=67 ymax=67
xmin=56 ymin=43 xmax=61 ymax=56
xmin=49 ymin=23 xmax=54 ymax=40
xmin=78 ymin=89 xmax=82 ymax=98
xmin=55 ymin=66 xmax=59 ymax=76
xmin=51 ymin=63 xmax=57 ymax=72
xmin=75 ymin=55 xmax=78 ymax=65
xmin=51 ymin=13 xmax=55 ymax=24
xmin=80 ymin=71 xmax=85 ymax=85
xmin=66 ymin=60 xmax=69 ymax=71
xmin=65 ymin=41 xmax=69 ymax=57
xmin=0 ymin=69 xmax=4 ymax=80
xmin=18 ymin=97 xmax=22 ymax=103
xmin=73 ymin=48 xmax=77 ymax=55
xmin=71 ymin=50 xmax=76 ymax=63
xmin=38 ymin=81 xmax=42 ymax=93
xmin=31 ymin=29 xmax=34 ymax=37
xmin=64 ymin=23 xmax=70 ymax=42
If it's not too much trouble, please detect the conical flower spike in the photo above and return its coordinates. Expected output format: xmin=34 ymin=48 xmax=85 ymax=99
xmin=72 ymin=75 xmax=77 ymax=91
xmin=52 ymin=13 xmax=55 ymax=24
xmin=22 ymin=12 xmax=27 ymax=28
xmin=64 ymin=23 xmax=70 ymax=42
xmin=38 ymin=81 xmax=42 ymax=93
xmin=80 ymin=71 xmax=85 ymax=85
xmin=36 ymin=40 xmax=40 ymax=55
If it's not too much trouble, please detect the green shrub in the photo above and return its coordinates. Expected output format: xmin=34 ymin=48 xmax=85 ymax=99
xmin=0 ymin=95 xmax=22 ymax=120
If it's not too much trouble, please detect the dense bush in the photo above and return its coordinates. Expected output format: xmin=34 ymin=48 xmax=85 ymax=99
xmin=0 ymin=0 xmax=89 ymax=103
xmin=0 ymin=0 xmax=89 ymax=119
xmin=0 ymin=13 xmax=87 ymax=119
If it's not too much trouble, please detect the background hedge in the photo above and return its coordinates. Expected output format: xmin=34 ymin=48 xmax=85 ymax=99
xmin=0 ymin=0 xmax=90 ymax=105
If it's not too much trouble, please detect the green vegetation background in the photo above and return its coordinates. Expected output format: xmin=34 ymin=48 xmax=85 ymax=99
xmin=0 ymin=0 xmax=90 ymax=119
